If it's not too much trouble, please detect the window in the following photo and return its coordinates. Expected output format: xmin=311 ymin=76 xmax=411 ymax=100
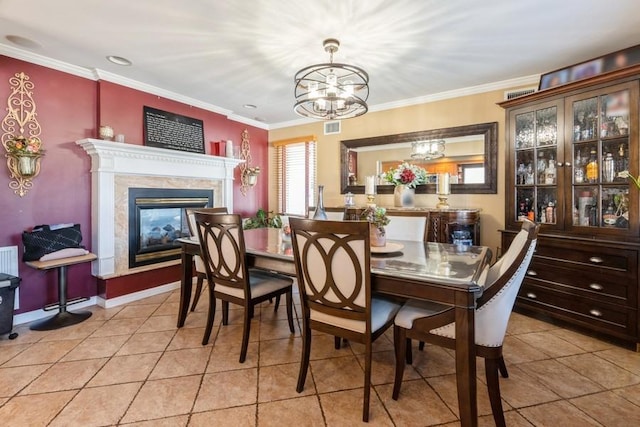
xmin=462 ymin=164 xmax=484 ymax=184
xmin=274 ymin=136 xmax=317 ymax=216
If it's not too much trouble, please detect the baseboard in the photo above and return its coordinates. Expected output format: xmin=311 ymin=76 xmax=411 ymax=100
xmin=13 ymin=280 xmax=181 ymax=326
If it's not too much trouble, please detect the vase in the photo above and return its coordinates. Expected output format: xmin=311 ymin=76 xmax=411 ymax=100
xmin=394 ymin=185 xmax=415 ymax=207
xmin=369 ymin=225 xmax=386 ymax=247
xmin=313 ymin=185 xmax=328 ymax=219
xmin=16 ymin=155 xmax=39 ymax=177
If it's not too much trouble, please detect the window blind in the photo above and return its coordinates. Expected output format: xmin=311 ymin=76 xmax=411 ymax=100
xmin=274 ymin=137 xmax=317 ymax=217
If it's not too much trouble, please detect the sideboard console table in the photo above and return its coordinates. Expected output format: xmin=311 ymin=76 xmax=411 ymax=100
xmin=320 ymin=207 xmax=482 ymax=245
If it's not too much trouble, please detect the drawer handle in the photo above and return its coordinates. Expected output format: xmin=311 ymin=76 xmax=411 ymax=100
xmin=526 ymin=270 xmax=537 ymax=276
xmin=589 ymin=309 xmax=603 ymax=317
xmin=589 ymin=257 xmax=603 ymax=264
xmin=588 ymin=283 xmax=604 ymax=291
xmin=526 ymin=292 xmax=537 ymax=299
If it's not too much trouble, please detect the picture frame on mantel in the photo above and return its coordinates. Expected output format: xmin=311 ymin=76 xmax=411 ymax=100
xmin=143 ymin=106 xmax=205 ymax=154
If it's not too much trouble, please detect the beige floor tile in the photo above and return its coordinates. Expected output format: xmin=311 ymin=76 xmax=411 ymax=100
xmin=549 ymin=327 xmax=617 ymax=352
xmin=557 ymin=353 xmax=640 ymax=389
xmin=320 ymin=388 xmax=394 ymax=426
xmin=259 ymin=336 xmax=302 ymax=366
xmin=379 ymin=379 xmax=458 ymax=426
xmin=137 ymin=314 xmax=179 ymax=333
xmin=122 ymin=415 xmax=189 ymax=426
xmin=594 ymin=346 xmax=640 ymax=376
xmin=0 ymin=390 xmax=76 ymax=426
xmin=2 ymin=339 xmax=81 ymax=367
xmin=356 ymin=349 xmax=421 ymax=385
xmin=0 ymin=343 xmax=30 ymax=365
xmin=90 ymin=317 xmax=146 ymax=337
xmin=49 ymin=382 xmax=142 ymax=427
xmin=88 ymin=352 xmax=162 ymax=386
xmin=0 ymin=364 xmax=51 ymax=397
xmin=61 ymin=334 xmax=129 ymax=361
xmin=517 ymin=359 xmax=603 ymax=398
xmin=349 ymin=334 xmax=395 ymax=355
xmin=86 ymin=305 xmax=123 ymax=320
xmin=506 ymin=312 xmax=558 ymax=335
xmin=570 ymin=390 xmax=640 ymax=426
xmin=194 ymin=369 xmax=258 ymax=412
xmin=309 ymin=333 xmax=354 ymax=360
xmin=38 ymin=320 xmax=104 ymax=342
xmin=215 ymin=321 xmax=260 ymax=345
xmin=517 ymin=400 xmax=601 ymax=426
xmin=154 ymin=301 xmax=181 ymax=316
xmin=121 ymin=375 xmax=201 ymax=423
xmin=20 ymin=358 xmax=107 ymax=394
xmin=258 ymin=396 xmax=324 ymax=427
xmin=149 ymin=347 xmax=211 ymax=379
xmin=515 ymin=331 xmax=586 ymax=358
xmin=502 ymin=335 xmax=549 ymax=364
xmin=206 ymin=341 xmax=258 ymax=372
xmin=498 ymin=366 xmax=561 ymax=408
xmin=113 ymin=303 xmax=161 ymax=319
xmin=311 ymin=355 xmax=364 ymax=393
xmin=182 ymin=311 xmax=209 ymax=329
xmin=259 ymin=318 xmax=297 ymax=340
xmin=189 ymin=405 xmax=256 ymax=427
xmin=0 ymin=324 xmax=47 ymax=345
xmin=258 ymin=362 xmax=314 ymax=402
xmin=132 ymin=292 xmax=172 ymax=305
xmin=116 ymin=330 xmax=175 ymax=356
xmin=479 ymin=410 xmax=535 ymax=427
xmin=167 ymin=326 xmax=208 ymax=350
xmin=410 ymin=344 xmax=457 ymax=377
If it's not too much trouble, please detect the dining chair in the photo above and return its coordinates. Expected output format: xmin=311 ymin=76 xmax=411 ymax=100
xmin=195 ymin=212 xmax=295 ymax=362
xmin=392 ymin=218 xmax=539 ymax=427
xmin=185 ymin=207 xmax=228 ymax=312
xmin=289 ymin=218 xmax=401 ymax=422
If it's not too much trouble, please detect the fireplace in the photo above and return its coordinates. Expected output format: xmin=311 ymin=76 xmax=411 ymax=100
xmin=128 ymin=188 xmax=213 ymax=268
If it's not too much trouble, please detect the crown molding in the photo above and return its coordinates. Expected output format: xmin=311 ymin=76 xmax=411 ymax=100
xmin=0 ymin=43 xmax=95 ymax=79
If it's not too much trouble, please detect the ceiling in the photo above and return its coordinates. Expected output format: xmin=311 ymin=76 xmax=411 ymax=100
xmin=2 ymin=0 xmax=640 ymax=128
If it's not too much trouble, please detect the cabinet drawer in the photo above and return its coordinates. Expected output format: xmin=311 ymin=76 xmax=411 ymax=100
xmin=535 ymin=241 xmax=635 ymax=272
xmin=518 ymin=282 xmax=637 ymax=335
xmin=527 ymin=259 xmax=633 ymax=301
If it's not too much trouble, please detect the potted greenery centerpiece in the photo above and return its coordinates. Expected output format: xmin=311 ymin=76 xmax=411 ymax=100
xmin=361 ymin=206 xmax=390 ymax=247
xmin=243 ymin=208 xmax=282 ymax=229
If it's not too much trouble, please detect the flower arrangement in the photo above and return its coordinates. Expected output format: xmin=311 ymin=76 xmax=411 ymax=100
xmin=5 ymin=135 xmax=44 ymax=156
xmin=360 ymin=206 xmax=390 ymax=235
xmin=382 ymin=162 xmax=427 ymax=188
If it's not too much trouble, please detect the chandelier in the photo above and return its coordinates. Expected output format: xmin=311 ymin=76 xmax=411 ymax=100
xmin=294 ymin=38 xmax=369 ymax=120
xmin=410 ymin=140 xmax=445 ymax=160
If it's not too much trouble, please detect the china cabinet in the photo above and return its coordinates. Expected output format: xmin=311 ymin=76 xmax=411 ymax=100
xmin=500 ymin=66 xmax=640 ymax=349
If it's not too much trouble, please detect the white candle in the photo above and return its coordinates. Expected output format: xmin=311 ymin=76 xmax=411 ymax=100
xmin=226 ymin=140 xmax=234 ymax=157
xmin=365 ymin=175 xmax=376 ymax=195
xmin=437 ymin=173 xmax=450 ymax=195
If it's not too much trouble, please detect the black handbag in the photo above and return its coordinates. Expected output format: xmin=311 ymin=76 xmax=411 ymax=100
xmin=22 ymin=224 xmax=84 ymax=262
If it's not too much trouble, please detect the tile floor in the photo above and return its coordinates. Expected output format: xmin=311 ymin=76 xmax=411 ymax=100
xmin=1 ymin=287 xmax=640 ymax=426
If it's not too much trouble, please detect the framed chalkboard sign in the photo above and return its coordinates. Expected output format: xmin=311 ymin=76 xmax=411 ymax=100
xmin=143 ymin=106 xmax=205 ymax=153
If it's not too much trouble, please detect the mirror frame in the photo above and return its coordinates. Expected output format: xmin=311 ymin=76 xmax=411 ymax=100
xmin=340 ymin=122 xmax=498 ymax=194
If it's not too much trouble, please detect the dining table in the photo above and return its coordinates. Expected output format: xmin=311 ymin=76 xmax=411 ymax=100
xmin=177 ymin=227 xmax=491 ymax=427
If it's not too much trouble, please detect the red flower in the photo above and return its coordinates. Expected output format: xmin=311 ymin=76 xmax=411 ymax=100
xmin=399 ymin=168 xmax=416 ymax=185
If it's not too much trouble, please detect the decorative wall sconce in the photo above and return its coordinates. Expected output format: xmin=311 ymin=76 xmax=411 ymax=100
xmin=2 ymin=72 xmax=44 ymax=197
xmin=239 ymin=129 xmax=259 ymax=196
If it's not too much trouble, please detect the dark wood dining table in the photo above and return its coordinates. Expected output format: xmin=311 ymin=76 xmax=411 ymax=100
xmin=177 ymin=227 xmax=491 ymax=427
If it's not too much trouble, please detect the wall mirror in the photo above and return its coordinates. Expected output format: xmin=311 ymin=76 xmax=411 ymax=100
xmin=340 ymin=122 xmax=498 ymax=194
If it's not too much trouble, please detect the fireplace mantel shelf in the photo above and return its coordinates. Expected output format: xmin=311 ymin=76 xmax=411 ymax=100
xmin=77 ymin=139 xmax=242 ymax=278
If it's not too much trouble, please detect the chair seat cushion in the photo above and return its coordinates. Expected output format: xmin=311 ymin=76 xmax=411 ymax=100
xmin=310 ymin=296 xmax=401 ymax=334
xmin=215 ymin=269 xmax=292 ymax=299
xmin=394 ymin=299 xmax=452 ymax=330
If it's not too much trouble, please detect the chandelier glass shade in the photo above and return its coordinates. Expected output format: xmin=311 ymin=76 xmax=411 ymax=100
xmin=294 ymin=39 xmax=369 ymax=120
xmin=410 ymin=139 xmax=446 ymax=160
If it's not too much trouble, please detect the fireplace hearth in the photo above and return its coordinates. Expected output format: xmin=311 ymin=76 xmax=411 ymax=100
xmin=128 ymin=188 xmax=213 ymax=268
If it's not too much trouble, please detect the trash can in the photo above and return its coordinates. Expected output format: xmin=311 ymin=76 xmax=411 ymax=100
xmin=0 ymin=273 xmax=20 ymax=340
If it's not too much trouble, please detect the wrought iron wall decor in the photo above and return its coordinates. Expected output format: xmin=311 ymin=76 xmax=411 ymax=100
xmin=239 ymin=129 xmax=259 ymax=196
xmin=1 ymin=71 xmax=44 ymax=197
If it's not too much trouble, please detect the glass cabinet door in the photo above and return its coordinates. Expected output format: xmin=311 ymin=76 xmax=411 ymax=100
xmin=513 ymin=102 xmax=563 ymax=226
xmin=569 ymin=84 xmax=633 ymax=231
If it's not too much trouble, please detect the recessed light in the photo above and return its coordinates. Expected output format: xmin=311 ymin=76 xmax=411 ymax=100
xmin=243 ymin=104 xmax=257 ymax=109
xmin=5 ymin=35 xmax=41 ymax=49
xmin=106 ymin=55 xmax=132 ymax=66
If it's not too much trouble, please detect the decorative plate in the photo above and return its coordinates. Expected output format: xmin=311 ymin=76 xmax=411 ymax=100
xmin=370 ymin=242 xmax=404 ymax=254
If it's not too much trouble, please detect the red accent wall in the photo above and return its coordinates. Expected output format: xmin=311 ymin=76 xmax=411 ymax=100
xmin=1 ymin=56 xmax=268 ymax=312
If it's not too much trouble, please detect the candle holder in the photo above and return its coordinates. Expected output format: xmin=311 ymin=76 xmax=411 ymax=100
xmin=366 ymin=194 xmax=376 ymax=207
xmin=365 ymin=175 xmax=377 ymax=207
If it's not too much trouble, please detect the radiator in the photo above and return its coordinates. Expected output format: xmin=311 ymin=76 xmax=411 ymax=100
xmin=0 ymin=246 xmax=19 ymax=309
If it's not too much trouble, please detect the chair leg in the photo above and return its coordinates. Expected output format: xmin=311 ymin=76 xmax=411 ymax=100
xmin=418 ymin=341 xmax=425 ymax=351
xmin=239 ymin=303 xmax=252 ymax=363
xmin=485 ymin=358 xmax=507 ymax=427
xmin=363 ymin=340 xmax=372 ymax=422
xmin=190 ymin=273 xmax=205 ymax=312
xmin=406 ymin=338 xmax=413 ymax=365
xmin=498 ymin=356 xmax=509 ymax=378
xmin=334 ymin=336 xmax=342 ymax=349
xmin=202 ymin=287 xmax=217 ymax=345
xmin=274 ymin=294 xmax=281 ymax=312
xmin=286 ymin=291 xmax=294 ymax=333
xmin=393 ymin=325 xmax=407 ymax=400
xmin=222 ymin=300 xmax=229 ymax=325
xmin=297 ymin=321 xmax=312 ymax=393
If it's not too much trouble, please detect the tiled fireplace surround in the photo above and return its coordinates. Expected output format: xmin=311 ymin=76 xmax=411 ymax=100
xmin=76 ymin=139 xmax=242 ymax=304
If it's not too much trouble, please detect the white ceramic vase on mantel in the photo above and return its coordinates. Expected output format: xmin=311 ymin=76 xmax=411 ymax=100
xmin=394 ymin=185 xmax=415 ymax=208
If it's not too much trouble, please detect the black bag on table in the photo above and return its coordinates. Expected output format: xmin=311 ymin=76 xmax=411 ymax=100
xmin=22 ymin=224 xmax=84 ymax=262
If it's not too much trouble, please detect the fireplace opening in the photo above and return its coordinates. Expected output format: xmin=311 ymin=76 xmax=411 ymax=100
xmin=128 ymin=188 xmax=213 ymax=268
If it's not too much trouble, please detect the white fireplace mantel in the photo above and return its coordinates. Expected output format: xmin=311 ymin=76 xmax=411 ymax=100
xmin=77 ymin=138 xmax=242 ymax=278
